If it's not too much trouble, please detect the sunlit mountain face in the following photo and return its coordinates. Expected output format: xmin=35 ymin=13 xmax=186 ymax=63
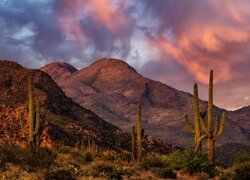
xmin=0 ymin=0 xmax=249 ymax=110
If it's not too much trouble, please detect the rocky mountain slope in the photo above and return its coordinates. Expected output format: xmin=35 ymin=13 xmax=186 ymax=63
xmin=41 ymin=58 xmax=250 ymax=148
xmin=0 ymin=60 xmax=127 ymax=149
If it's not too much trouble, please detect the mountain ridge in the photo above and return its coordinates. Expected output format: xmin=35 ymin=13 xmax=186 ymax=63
xmin=41 ymin=58 xmax=250 ymax=148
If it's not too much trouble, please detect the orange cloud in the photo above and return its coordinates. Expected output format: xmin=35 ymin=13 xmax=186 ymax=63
xmin=150 ymin=1 xmax=250 ymax=84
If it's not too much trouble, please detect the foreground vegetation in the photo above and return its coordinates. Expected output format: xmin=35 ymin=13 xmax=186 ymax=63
xmin=0 ymin=144 xmax=249 ymax=179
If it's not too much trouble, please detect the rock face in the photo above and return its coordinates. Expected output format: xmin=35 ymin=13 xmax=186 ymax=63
xmin=41 ymin=58 xmax=250 ymax=148
xmin=0 ymin=60 xmax=126 ymax=149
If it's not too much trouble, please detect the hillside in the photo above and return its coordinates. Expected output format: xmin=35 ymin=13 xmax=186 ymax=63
xmin=41 ymin=58 xmax=250 ymax=148
xmin=0 ymin=60 xmax=126 ymax=149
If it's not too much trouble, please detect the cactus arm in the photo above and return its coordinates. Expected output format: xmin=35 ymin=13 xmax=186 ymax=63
xmin=195 ymin=134 xmax=207 ymax=153
xmin=193 ymin=83 xmax=201 ymax=140
xmin=199 ymin=116 xmax=209 ymax=135
xmin=207 ymin=70 xmax=213 ymax=131
xmin=214 ymin=112 xmax=226 ymax=139
xmin=34 ymin=101 xmax=40 ymax=136
xmin=183 ymin=114 xmax=195 ymax=134
xmin=213 ymin=115 xmax=220 ymax=137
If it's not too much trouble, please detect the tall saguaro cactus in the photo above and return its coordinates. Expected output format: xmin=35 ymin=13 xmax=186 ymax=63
xmin=28 ymin=76 xmax=35 ymax=147
xmin=200 ymin=70 xmax=226 ymax=162
xmin=131 ymin=126 xmax=136 ymax=160
xmin=19 ymin=76 xmax=46 ymax=149
xmin=183 ymin=83 xmax=205 ymax=153
xmin=137 ymin=104 xmax=142 ymax=161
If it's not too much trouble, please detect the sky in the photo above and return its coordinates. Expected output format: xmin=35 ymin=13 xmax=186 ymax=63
xmin=0 ymin=0 xmax=249 ymax=110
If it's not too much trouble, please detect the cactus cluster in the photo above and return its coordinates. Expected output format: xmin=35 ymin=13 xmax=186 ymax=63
xmin=19 ymin=76 xmax=46 ymax=149
xmin=75 ymin=136 xmax=99 ymax=153
xmin=183 ymin=70 xmax=226 ymax=163
xmin=131 ymin=104 xmax=144 ymax=161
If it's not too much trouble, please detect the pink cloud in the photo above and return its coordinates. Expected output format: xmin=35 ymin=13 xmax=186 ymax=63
xmin=56 ymin=0 xmax=129 ymax=45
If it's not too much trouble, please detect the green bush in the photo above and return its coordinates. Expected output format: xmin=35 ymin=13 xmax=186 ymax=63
xmin=154 ymin=167 xmax=176 ymax=179
xmin=234 ymin=152 xmax=250 ymax=165
xmin=163 ymin=149 xmax=191 ymax=170
xmin=164 ymin=150 xmax=215 ymax=177
xmin=142 ymin=153 xmax=167 ymax=170
xmin=185 ymin=155 xmax=215 ymax=176
xmin=233 ymin=161 xmax=250 ymax=180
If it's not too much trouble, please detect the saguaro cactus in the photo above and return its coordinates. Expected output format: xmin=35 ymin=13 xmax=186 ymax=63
xmin=137 ymin=104 xmax=142 ymax=161
xmin=131 ymin=126 xmax=136 ymax=160
xmin=183 ymin=83 xmax=205 ymax=153
xmin=28 ymin=76 xmax=35 ymax=147
xmin=200 ymin=70 xmax=226 ymax=162
xmin=19 ymin=76 xmax=46 ymax=149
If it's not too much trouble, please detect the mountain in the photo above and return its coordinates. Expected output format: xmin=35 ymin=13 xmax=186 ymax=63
xmin=40 ymin=62 xmax=78 ymax=83
xmin=0 ymin=60 xmax=127 ymax=149
xmin=229 ymin=106 xmax=250 ymax=139
xmin=41 ymin=58 xmax=250 ymax=148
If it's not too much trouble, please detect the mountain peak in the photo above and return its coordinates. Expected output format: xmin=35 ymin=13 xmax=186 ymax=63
xmin=41 ymin=62 xmax=78 ymax=73
xmin=40 ymin=62 xmax=78 ymax=83
xmin=89 ymin=58 xmax=138 ymax=74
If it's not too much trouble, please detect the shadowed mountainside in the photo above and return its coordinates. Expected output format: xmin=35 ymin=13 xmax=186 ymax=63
xmin=41 ymin=58 xmax=250 ymax=148
xmin=0 ymin=60 xmax=126 ymax=149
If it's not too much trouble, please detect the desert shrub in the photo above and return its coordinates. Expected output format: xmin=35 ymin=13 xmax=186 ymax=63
xmin=195 ymin=172 xmax=210 ymax=180
xmin=46 ymin=163 xmax=82 ymax=179
xmin=90 ymin=163 xmax=113 ymax=177
xmin=115 ymin=153 xmax=131 ymax=162
xmin=82 ymin=152 xmax=93 ymax=163
xmin=218 ymin=169 xmax=234 ymax=180
xmin=102 ymin=154 xmax=116 ymax=161
xmin=153 ymin=167 xmax=176 ymax=179
xmin=185 ymin=154 xmax=215 ymax=176
xmin=70 ymin=150 xmax=93 ymax=165
xmin=44 ymin=169 xmax=75 ymax=180
xmin=0 ymin=144 xmax=55 ymax=171
xmin=232 ymin=161 xmax=250 ymax=180
xmin=142 ymin=153 xmax=167 ymax=170
xmin=57 ymin=146 xmax=72 ymax=154
xmin=89 ymin=162 xmax=132 ymax=179
xmin=22 ymin=148 xmax=55 ymax=171
xmin=234 ymin=152 xmax=250 ymax=165
xmin=164 ymin=150 xmax=215 ymax=177
xmin=163 ymin=149 xmax=191 ymax=170
xmin=0 ymin=151 xmax=7 ymax=170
